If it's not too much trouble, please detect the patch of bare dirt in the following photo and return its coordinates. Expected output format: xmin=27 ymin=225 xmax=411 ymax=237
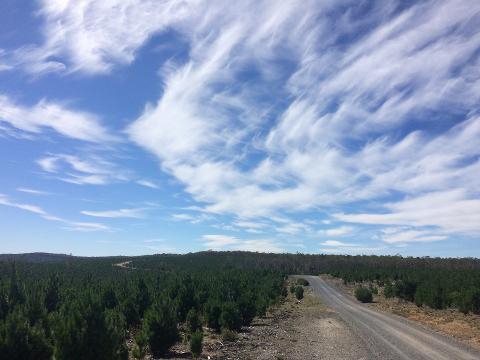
xmin=321 ymin=274 xmax=480 ymax=350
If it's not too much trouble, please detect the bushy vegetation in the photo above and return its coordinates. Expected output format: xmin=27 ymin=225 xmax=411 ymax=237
xmin=294 ymin=286 xmax=304 ymax=300
xmin=355 ymin=287 xmax=373 ymax=303
xmin=190 ymin=330 xmax=203 ymax=358
xmin=0 ymin=254 xmax=285 ymax=359
xmin=296 ymin=278 xmax=309 ymax=286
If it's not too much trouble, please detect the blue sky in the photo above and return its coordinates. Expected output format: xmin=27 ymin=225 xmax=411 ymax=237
xmin=0 ymin=0 xmax=479 ymax=256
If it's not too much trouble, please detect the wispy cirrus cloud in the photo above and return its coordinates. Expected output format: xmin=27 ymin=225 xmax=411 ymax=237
xmin=0 ymin=95 xmax=116 ymax=142
xmin=136 ymin=179 xmax=159 ymax=189
xmin=16 ymin=188 xmax=50 ymax=196
xmin=335 ymin=189 xmax=480 ymax=235
xmin=124 ymin=0 xmax=480 ymax=242
xmin=37 ymin=154 xmax=130 ymax=185
xmin=321 ymin=226 xmax=354 ymax=237
xmin=0 ymin=194 xmax=47 ymax=215
xmin=7 ymin=0 xmax=192 ymax=75
xmin=81 ymin=207 xmax=147 ymax=219
xmin=380 ymin=228 xmax=447 ymax=244
xmin=0 ymin=194 xmax=110 ymax=232
xmin=2 ymin=0 xmax=480 ymax=254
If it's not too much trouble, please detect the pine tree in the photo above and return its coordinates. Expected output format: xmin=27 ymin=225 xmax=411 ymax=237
xmin=44 ymin=275 xmax=60 ymax=313
xmin=0 ymin=308 xmax=53 ymax=360
xmin=190 ymin=330 xmax=203 ymax=358
xmin=141 ymin=301 xmax=179 ymax=357
xmin=219 ymin=302 xmax=242 ymax=331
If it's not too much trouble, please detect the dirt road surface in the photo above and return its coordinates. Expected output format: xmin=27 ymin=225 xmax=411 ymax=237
xmin=304 ymin=275 xmax=480 ymax=360
xmin=114 ymin=260 xmax=134 ymax=269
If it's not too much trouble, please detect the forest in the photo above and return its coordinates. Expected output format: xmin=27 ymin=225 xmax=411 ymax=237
xmin=1 ymin=251 xmax=480 ymax=359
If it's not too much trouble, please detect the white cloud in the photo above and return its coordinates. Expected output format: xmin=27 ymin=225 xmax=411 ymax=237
xmin=201 ymin=234 xmax=283 ymax=253
xmin=81 ymin=208 xmax=146 ymax=219
xmin=63 ymin=221 xmax=111 ymax=232
xmin=5 ymin=0 xmax=479 ymax=245
xmin=322 ymin=226 xmax=354 ymax=237
xmin=233 ymin=220 xmax=267 ymax=230
xmin=321 ymin=240 xmax=358 ymax=247
xmin=136 ymin=179 xmax=159 ymax=189
xmin=172 ymin=213 xmax=212 ymax=224
xmin=380 ymin=228 xmax=447 ymax=244
xmin=335 ymin=189 xmax=480 ymax=235
xmin=37 ymin=154 xmax=129 ymax=185
xmin=16 ymin=188 xmax=50 ymax=195
xmin=0 ymin=194 xmax=110 ymax=232
xmin=124 ymin=0 xmax=480 ymax=239
xmin=11 ymin=0 xmax=193 ymax=74
xmin=172 ymin=213 xmax=196 ymax=221
xmin=0 ymin=95 xmax=115 ymax=142
xmin=202 ymin=234 xmax=239 ymax=249
xmin=0 ymin=194 xmax=47 ymax=215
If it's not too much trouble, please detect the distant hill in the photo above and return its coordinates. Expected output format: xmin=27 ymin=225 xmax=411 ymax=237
xmin=0 ymin=252 xmax=76 ymax=263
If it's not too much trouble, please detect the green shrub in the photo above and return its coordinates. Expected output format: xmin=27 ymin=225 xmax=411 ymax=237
xmin=0 ymin=308 xmax=53 ymax=360
xmin=141 ymin=301 xmax=179 ymax=357
xmin=186 ymin=308 xmax=201 ymax=333
xmin=219 ymin=302 xmax=242 ymax=331
xmin=355 ymin=287 xmax=373 ymax=303
xmin=190 ymin=330 xmax=203 ymax=358
xmin=132 ymin=331 xmax=148 ymax=359
xmin=289 ymin=285 xmax=296 ymax=294
xmin=255 ymin=298 xmax=268 ymax=317
xmin=52 ymin=300 xmax=128 ymax=360
xmin=296 ymin=278 xmax=309 ymax=286
xmin=204 ymin=300 xmax=221 ymax=331
xmin=294 ymin=286 xmax=304 ymax=300
xmin=384 ymin=282 xmax=394 ymax=298
xmin=238 ymin=295 xmax=256 ymax=326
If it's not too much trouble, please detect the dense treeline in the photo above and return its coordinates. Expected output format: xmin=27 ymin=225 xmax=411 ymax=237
xmin=134 ymin=251 xmax=480 ymax=313
xmin=1 ymin=251 xmax=480 ymax=359
xmin=0 ymin=255 xmax=285 ymax=359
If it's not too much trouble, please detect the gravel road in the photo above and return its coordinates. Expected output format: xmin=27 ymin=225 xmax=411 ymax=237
xmin=304 ymin=275 xmax=480 ymax=360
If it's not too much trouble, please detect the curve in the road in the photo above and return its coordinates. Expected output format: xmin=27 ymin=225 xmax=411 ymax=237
xmin=302 ymin=275 xmax=480 ymax=360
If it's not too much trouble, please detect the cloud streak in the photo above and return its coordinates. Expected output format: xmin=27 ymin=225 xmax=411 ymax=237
xmin=201 ymin=234 xmax=283 ymax=253
xmin=0 ymin=194 xmax=110 ymax=232
xmin=0 ymin=95 xmax=115 ymax=142
xmin=37 ymin=154 xmax=130 ymax=185
xmin=81 ymin=208 xmax=147 ymax=219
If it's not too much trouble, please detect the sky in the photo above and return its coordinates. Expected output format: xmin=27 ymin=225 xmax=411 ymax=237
xmin=0 ymin=0 xmax=479 ymax=257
